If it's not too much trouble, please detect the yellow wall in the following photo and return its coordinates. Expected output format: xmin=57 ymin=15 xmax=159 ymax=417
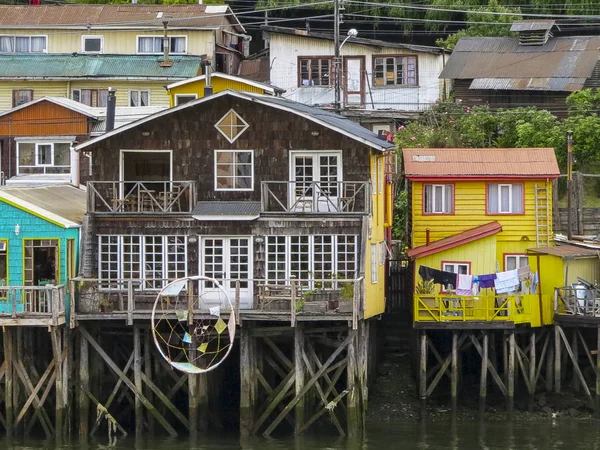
xmin=364 ymin=152 xmax=390 ymax=319
xmin=1 ymin=29 xmax=215 ymax=56
xmin=0 ymin=80 xmax=171 ymax=111
xmin=411 ymin=179 xmax=553 ymax=250
xmin=167 ymin=77 xmax=267 ymax=107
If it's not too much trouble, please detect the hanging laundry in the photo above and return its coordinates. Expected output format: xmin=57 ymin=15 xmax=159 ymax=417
xmin=531 ymin=271 xmax=539 ymax=294
xmin=478 ymin=273 xmax=497 ymax=289
xmin=456 ymin=274 xmax=474 ymax=296
xmin=418 ymin=265 xmax=457 ymax=288
xmin=495 ymin=269 xmax=520 ymax=294
xmin=517 ymin=265 xmax=530 ymax=282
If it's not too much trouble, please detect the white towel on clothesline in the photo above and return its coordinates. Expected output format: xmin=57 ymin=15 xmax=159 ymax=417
xmin=456 ymin=274 xmax=474 ymax=296
xmin=495 ymin=269 xmax=519 ymax=294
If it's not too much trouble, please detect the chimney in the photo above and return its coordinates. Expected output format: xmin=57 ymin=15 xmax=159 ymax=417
xmin=204 ymin=60 xmax=213 ymax=97
xmin=106 ymin=87 xmax=117 ymax=133
xmin=160 ymin=21 xmax=173 ymax=67
xmin=511 ymin=20 xmax=555 ymax=46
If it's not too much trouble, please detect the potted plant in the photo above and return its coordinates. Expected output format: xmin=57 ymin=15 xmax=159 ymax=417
xmin=99 ymin=298 xmax=114 ymax=313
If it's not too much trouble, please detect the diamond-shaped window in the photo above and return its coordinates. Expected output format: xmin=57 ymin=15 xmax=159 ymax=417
xmin=215 ymin=109 xmax=249 ymax=143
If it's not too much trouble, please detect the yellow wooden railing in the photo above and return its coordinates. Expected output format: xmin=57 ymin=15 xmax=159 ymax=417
xmin=414 ymin=294 xmax=551 ymax=327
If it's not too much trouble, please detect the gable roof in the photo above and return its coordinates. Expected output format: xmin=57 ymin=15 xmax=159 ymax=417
xmin=0 ymin=54 xmax=202 ymax=80
xmin=262 ymin=26 xmax=445 ymax=55
xmin=0 ymin=4 xmax=244 ymax=32
xmin=166 ymin=72 xmax=285 ymax=95
xmin=74 ymin=90 xmax=396 ymax=152
xmin=528 ymin=243 xmax=600 ymax=260
xmin=403 ymin=148 xmax=560 ymax=179
xmin=407 ymin=221 xmax=502 ymax=259
xmin=440 ymin=36 xmax=600 ymax=92
xmin=0 ymin=96 xmax=100 ymax=120
xmin=0 ymin=185 xmax=86 ymax=228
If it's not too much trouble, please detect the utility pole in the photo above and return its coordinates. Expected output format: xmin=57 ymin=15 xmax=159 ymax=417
xmin=334 ymin=0 xmax=341 ymax=113
xmin=567 ymin=130 xmax=573 ymax=240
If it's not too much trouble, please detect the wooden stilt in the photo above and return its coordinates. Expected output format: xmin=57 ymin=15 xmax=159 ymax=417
xmin=197 ymin=372 xmax=208 ymax=432
xmin=4 ymin=328 xmax=13 ymax=438
xmin=529 ymin=332 xmax=536 ymax=411
xmin=572 ymin=329 xmax=580 ymax=392
xmin=78 ymin=329 xmax=89 ymax=439
xmin=294 ymin=325 xmax=305 ymax=433
xmin=480 ymin=332 xmax=488 ymax=414
xmin=240 ymin=323 xmax=256 ymax=437
xmin=546 ymin=333 xmax=554 ymax=393
xmin=133 ymin=326 xmax=143 ymax=438
xmin=507 ymin=332 xmax=515 ymax=414
xmin=596 ymin=326 xmax=600 ymax=416
xmin=451 ymin=331 xmax=458 ymax=412
xmin=63 ymin=329 xmax=73 ymax=437
xmin=557 ymin=326 xmax=593 ymax=405
xmin=51 ymin=327 xmax=64 ymax=439
xmin=144 ymin=329 xmax=154 ymax=435
xmin=555 ymin=325 xmax=561 ymax=393
xmin=347 ymin=330 xmax=360 ymax=438
xmin=188 ymin=324 xmax=198 ymax=438
xmin=419 ymin=331 xmax=427 ymax=409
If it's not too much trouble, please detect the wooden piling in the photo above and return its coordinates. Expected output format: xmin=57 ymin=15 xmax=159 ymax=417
xmin=51 ymin=327 xmax=64 ymax=439
xmin=188 ymin=325 xmax=199 ymax=437
xmin=572 ymin=329 xmax=580 ymax=392
xmin=507 ymin=332 xmax=515 ymax=414
xmin=133 ymin=326 xmax=143 ymax=438
xmin=144 ymin=329 xmax=154 ymax=434
xmin=78 ymin=329 xmax=89 ymax=439
xmin=546 ymin=335 xmax=554 ymax=393
xmin=529 ymin=332 xmax=536 ymax=411
xmin=596 ymin=326 xmax=600 ymax=415
xmin=347 ymin=331 xmax=360 ymax=438
xmin=419 ymin=331 xmax=427 ymax=410
xmin=451 ymin=331 xmax=458 ymax=412
xmin=555 ymin=325 xmax=562 ymax=393
xmin=294 ymin=325 xmax=305 ymax=433
xmin=4 ymin=328 xmax=13 ymax=437
xmin=239 ymin=323 xmax=256 ymax=437
xmin=479 ymin=332 xmax=488 ymax=414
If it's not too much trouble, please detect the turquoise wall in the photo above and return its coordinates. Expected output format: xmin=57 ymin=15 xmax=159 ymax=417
xmin=0 ymin=200 xmax=79 ymax=286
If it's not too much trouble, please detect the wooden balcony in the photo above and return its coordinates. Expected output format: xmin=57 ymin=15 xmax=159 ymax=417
xmin=555 ymin=286 xmax=600 ymax=317
xmin=72 ymin=277 xmax=364 ymax=328
xmin=261 ymin=181 xmax=370 ymax=214
xmin=0 ymin=285 xmax=67 ymax=326
xmin=87 ymin=181 xmax=197 ymax=214
xmin=414 ymin=293 xmax=552 ymax=328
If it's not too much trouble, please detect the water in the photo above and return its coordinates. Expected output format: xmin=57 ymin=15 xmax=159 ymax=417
xmin=3 ymin=419 xmax=600 ymax=450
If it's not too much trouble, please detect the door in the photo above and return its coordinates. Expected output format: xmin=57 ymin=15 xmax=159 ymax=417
xmin=200 ymin=237 xmax=253 ymax=309
xmin=290 ymin=152 xmax=342 ymax=212
xmin=344 ymin=56 xmax=365 ymax=106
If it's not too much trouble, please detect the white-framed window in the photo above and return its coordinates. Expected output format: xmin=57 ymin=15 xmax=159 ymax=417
xmin=371 ymin=243 xmax=378 ymax=284
xmin=98 ymin=235 xmax=187 ymax=289
xmin=214 ymin=150 xmax=253 ymax=191
xmin=291 ymin=151 xmax=342 ymax=208
xmin=201 ymin=237 xmax=251 ymax=290
xmin=82 ymin=35 xmax=103 ymax=53
xmin=72 ymin=88 xmax=108 ymax=107
xmin=424 ymin=184 xmax=454 ymax=214
xmin=373 ymin=55 xmax=417 ymax=86
xmin=175 ymin=94 xmax=197 ymax=106
xmin=487 ymin=183 xmax=523 ymax=214
xmin=17 ymin=141 xmax=71 ymax=175
xmin=215 ymin=109 xmax=249 ymax=143
xmin=443 ymin=262 xmax=470 ymax=275
xmin=505 ymin=254 xmax=529 ymax=271
xmin=129 ymin=89 xmax=150 ymax=107
xmin=266 ymin=235 xmax=357 ymax=288
xmin=137 ymin=35 xmax=186 ymax=54
xmin=0 ymin=35 xmax=47 ymax=53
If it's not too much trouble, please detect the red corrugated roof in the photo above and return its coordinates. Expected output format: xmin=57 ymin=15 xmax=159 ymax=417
xmin=403 ymin=148 xmax=560 ymax=179
xmin=407 ymin=221 xmax=503 ymax=259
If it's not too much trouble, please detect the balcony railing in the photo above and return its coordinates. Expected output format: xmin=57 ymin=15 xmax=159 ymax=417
xmin=0 ymin=285 xmax=66 ymax=325
xmin=261 ymin=181 xmax=370 ymax=214
xmin=87 ymin=181 xmax=197 ymax=214
xmin=555 ymin=286 xmax=600 ymax=317
xmin=414 ymin=293 xmax=551 ymax=327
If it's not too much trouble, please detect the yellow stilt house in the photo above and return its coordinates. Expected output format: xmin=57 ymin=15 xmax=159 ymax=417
xmin=402 ymin=148 xmax=560 ymax=327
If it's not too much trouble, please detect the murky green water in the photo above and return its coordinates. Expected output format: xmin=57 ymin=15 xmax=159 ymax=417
xmin=2 ymin=419 xmax=600 ymax=450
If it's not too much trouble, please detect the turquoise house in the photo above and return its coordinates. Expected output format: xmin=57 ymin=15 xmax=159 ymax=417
xmin=0 ymin=185 xmax=85 ymax=316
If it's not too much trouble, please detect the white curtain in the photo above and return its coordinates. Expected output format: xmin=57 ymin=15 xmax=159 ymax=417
xmin=30 ymin=36 xmax=45 ymax=53
xmin=488 ymin=184 xmax=523 ymax=213
xmin=171 ymin=37 xmax=185 ymax=53
xmin=15 ymin=37 xmax=29 ymax=52
xmin=0 ymin=36 xmax=14 ymax=53
xmin=138 ymin=37 xmax=154 ymax=53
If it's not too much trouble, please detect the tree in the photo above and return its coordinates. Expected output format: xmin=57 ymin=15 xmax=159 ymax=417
xmin=436 ymin=0 xmax=522 ymax=50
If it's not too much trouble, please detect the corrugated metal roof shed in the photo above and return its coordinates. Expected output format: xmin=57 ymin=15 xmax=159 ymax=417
xmin=469 ymin=77 xmax=587 ymax=91
xmin=0 ymin=54 xmax=202 ymax=80
xmin=440 ymin=36 xmax=600 ymax=90
xmin=510 ymin=20 xmax=555 ymax=32
xmin=192 ymin=201 xmax=261 ymax=220
xmin=0 ymin=185 xmax=86 ymax=227
xmin=0 ymin=4 xmax=244 ymax=31
xmin=528 ymin=243 xmax=600 ymax=259
xmin=403 ymin=148 xmax=560 ymax=178
xmin=408 ymin=221 xmax=502 ymax=259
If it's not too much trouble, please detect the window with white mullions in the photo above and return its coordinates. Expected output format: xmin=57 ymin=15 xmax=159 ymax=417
xmin=99 ymin=236 xmax=120 ymax=282
xmin=314 ymin=236 xmax=334 ymax=288
xmin=424 ymin=184 xmax=454 ymax=214
xmin=17 ymin=142 xmax=71 ymax=175
xmin=505 ymin=254 xmax=528 ymax=271
xmin=291 ymin=152 xmax=342 ymax=212
xmin=336 ymin=235 xmax=357 ymax=278
xmin=167 ymin=236 xmax=186 ymax=281
xmin=228 ymin=238 xmax=250 ymax=289
xmin=129 ymin=89 xmax=150 ymax=107
xmin=122 ymin=236 xmax=141 ymax=280
xmin=266 ymin=236 xmax=287 ymax=284
xmin=443 ymin=263 xmax=469 ymax=275
xmin=290 ymin=236 xmax=311 ymax=287
xmin=203 ymin=238 xmax=225 ymax=287
xmin=214 ymin=150 xmax=253 ymax=190
xmin=144 ymin=236 xmax=164 ymax=289
xmin=487 ymin=183 xmax=523 ymax=214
